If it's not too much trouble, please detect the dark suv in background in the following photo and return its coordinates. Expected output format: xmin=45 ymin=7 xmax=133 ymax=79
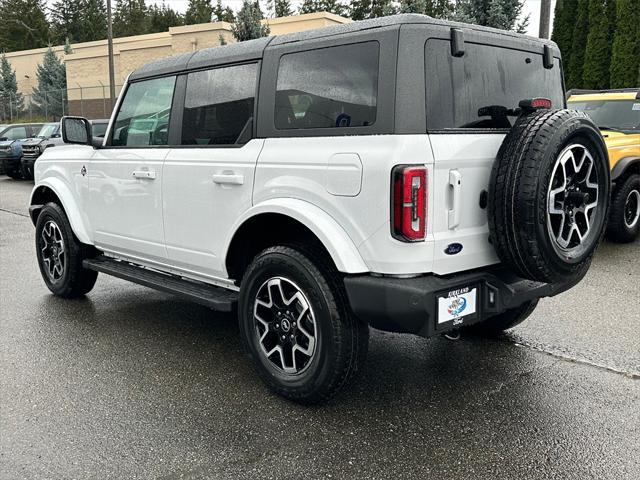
xmin=0 ymin=123 xmax=43 ymax=178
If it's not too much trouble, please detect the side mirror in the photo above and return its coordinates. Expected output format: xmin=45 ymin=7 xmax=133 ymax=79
xmin=61 ymin=116 xmax=92 ymax=145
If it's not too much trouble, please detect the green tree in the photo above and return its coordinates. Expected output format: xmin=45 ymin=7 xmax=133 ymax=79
xmin=350 ymin=0 xmax=397 ymax=20
xmin=0 ymin=0 xmax=49 ymax=52
xmin=32 ymin=47 xmax=67 ymax=119
xmin=49 ymin=0 xmax=77 ymax=44
xmin=148 ymin=2 xmax=184 ymax=33
xmin=452 ymin=0 xmax=528 ymax=32
xmin=232 ymin=1 xmax=270 ymax=41
xmin=583 ymin=0 xmax=612 ymax=89
xmin=274 ymin=0 xmax=293 ymax=17
xmin=566 ymin=0 xmax=589 ymax=89
xmin=81 ymin=0 xmax=109 ymax=42
xmin=213 ymin=0 xmax=235 ymax=21
xmin=0 ymin=54 xmax=24 ymax=118
xmin=185 ymin=0 xmax=213 ymax=24
xmin=113 ymin=0 xmax=150 ymax=37
xmin=551 ymin=0 xmax=578 ymax=76
xmin=609 ymin=0 xmax=640 ymax=88
xmin=299 ymin=0 xmax=319 ymax=14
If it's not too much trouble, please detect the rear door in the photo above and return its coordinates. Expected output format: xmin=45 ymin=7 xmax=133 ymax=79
xmin=423 ymin=30 xmax=564 ymax=274
xmin=162 ymin=63 xmax=262 ymax=280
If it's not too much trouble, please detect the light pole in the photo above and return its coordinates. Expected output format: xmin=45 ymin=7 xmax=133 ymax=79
xmin=539 ymin=0 xmax=552 ymax=39
xmin=106 ymin=0 xmax=116 ymax=110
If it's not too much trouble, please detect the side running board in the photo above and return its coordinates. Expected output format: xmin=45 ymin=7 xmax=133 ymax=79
xmin=83 ymin=256 xmax=238 ymax=313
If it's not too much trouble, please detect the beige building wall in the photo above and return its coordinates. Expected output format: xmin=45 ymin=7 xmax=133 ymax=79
xmin=4 ymin=12 xmax=350 ymax=105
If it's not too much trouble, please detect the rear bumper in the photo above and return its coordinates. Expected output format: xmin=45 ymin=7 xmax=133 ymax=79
xmin=344 ymin=268 xmax=579 ymax=337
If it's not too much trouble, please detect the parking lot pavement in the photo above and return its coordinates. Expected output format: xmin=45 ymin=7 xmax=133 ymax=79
xmin=1 ymin=176 xmax=639 ymax=480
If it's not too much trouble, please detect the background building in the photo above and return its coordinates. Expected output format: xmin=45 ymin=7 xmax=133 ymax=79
xmin=3 ymin=12 xmax=349 ymax=119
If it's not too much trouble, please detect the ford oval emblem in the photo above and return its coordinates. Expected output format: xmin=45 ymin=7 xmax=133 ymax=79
xmin=445 ymin=243 xmax=463 ymax=255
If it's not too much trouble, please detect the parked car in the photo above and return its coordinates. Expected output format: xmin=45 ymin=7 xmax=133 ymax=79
xmin=0 ymin=123 xmax=43 ymax=178
xmin=29 ymin=14 xmax=610 ymax=403
xmin=21 ymin=123 xmax=63 ymax=180
xmin=567 ymin=88 xmax=640 ymax=242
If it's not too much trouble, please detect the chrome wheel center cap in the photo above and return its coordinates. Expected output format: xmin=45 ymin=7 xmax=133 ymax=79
xmin=280 ymin=318 xmax=291 ymax=332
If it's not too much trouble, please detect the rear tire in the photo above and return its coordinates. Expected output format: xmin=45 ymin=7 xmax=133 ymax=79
xmin=35 ymin=202 xmax=98 ymax=298
xmin=607 ymin=174 xmax=640 ymax=243
xmin=463 ymin=300 xmax=538 ymax=336
xmin=238 ymin=245 xmax=368 ymax=404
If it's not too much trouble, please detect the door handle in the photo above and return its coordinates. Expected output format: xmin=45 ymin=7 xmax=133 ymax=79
xmin=212 ymin=173 xmax=244 ymax=185
xmin=448 ymin=169 xmax=462 ymax=229
xmin=132 ymin=170 xmax=156 ymax=180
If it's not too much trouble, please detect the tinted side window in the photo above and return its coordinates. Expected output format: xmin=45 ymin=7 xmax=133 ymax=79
xmin=92 ymin=122 xmax=108 ymax=138
xmin=4 ymin=126 xmax=27 ymax=140
xmin=112 ymin=76 xmax=176 ymax=146
xmin=181 ymin=63 xmax=257 ymax=145
xmin=425 ymin=39 xmax=564 ymax=130
xmin=275 ymin=42 xmax=379 ymax=130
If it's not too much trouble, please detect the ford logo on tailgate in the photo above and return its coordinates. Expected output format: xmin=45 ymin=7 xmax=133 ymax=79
xmin=444 ymin=243 xmax=463 ymax=255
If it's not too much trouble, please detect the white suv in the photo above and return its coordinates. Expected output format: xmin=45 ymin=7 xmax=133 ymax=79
xmin=29 ymin=15 xmax=610 ymax=403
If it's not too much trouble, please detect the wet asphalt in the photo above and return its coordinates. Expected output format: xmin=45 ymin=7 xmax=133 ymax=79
xmin=1 ymin=176 xmax=639 ymax=480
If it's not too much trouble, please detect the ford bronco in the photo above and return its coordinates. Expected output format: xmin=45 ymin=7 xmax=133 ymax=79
xmin=29 ymin=15 xmax=610 ymax=403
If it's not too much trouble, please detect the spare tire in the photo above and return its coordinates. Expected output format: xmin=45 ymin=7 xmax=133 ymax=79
xmin=488 ymin=109 xmax=610 ymax=283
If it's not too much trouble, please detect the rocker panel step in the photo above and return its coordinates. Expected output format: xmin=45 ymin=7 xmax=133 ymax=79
xmin=83 ymin=256 xmax=238 ymax=312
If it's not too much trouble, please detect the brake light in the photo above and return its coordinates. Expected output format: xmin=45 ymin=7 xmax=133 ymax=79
xmin=519 ymin=97 xmax=552 ymax=112
xmin=391 ymin=165 xmax=427 ymax=242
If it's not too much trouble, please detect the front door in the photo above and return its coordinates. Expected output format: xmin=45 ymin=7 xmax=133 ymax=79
xmin=89 ymin=75 xmax=177 ymax=265
xmin=163 ymin=63 xmax=261 ymax=280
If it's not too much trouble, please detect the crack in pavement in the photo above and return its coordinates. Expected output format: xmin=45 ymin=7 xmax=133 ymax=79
xmin=506 ymin=337 xmax=640 ymax=379
xmin=0 ymin=207 xmax=28 ymax=218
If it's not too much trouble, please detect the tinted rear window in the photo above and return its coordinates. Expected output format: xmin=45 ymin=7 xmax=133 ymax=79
xmin=425 ymin=39 xmax=564 ymax=130
xmin=275 ymin=42 xmax=379 ymax=130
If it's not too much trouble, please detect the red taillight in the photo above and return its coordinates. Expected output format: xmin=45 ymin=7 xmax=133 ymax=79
xmin=519 ymin=97 xmax=552 ymax=111
xmin=391 ymin=165 xmax=427 ymax=242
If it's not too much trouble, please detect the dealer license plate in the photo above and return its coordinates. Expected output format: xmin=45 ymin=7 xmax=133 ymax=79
xmin=437 ymin=286 xmax=477 ymax=325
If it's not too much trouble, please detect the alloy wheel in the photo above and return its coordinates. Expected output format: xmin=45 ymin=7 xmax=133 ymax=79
xmin=624 ymin=189 xmax=640 ymax=229
xmin=547 ymin=144 xmax=600 ymax=255
xmin=253 ymin=277 xmax=317 ymax=375
xmin=41 ymin=220 xmax=66 ymax=282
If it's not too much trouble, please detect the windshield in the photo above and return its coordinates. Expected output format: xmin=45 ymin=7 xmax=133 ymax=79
xmin=36 ymin=123 xmax=60 ymax=138
xmin=568 ymin=99 xmax=640 ymax=132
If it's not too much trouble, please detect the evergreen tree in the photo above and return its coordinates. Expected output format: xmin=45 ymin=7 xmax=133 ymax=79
xmin=113 ymin=0 xmax=150 ymax=37
xmin=148 ymin=2 xmax=184 ymax=33
xmin=32 ymin=47 xmax=67 ymax=118
xmin=274 ymin=0 xmax=293 ymax=17
xmin=81 ymin=0 xmax=108 ymax=42
xmin=49 ymin=0 xmax=77 ymax=44
xmin=185 ymin=0 xmax=213 ymax=24
xmin=213 ymin=0 xmax=235 ymax=22
xmin=350 ymin=0 xmax=396 ymax=20
xmin=551 ymin=0 xmax=578 ymax=76
xmin=452 ymin=0 xmax=528 ymax=32
xmin=299 ymin=0 xmax=319 ymax=14
xmin=0 ymin=54 xmax=24 ymax=116
xmin=232 ymin=1 xmax=270 ymax=42
xmin=609 ymin=0 xmax=640 ymax=88
xmin=0 ymin=0 xmax=49 ymax=52
xmin=399 ymin=0 xmax=427 ymax=14
xmin=583 ymin=0 xmax=611 ymax=89
xmin=566 ymin=0 xmax=589 ymax=89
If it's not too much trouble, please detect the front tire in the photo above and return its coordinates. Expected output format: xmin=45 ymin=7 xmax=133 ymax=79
xmin=607 ymin=174 xmax=640 ymax=243
xmin=35 ymin=203 xmax=98 ymax=298
xmin=238 ymin=246 xmax=368 ymax=403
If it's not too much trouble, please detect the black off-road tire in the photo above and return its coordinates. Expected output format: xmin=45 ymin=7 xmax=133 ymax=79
xmin=21 ymin=162 xmax=34 ymax=180
xmin=238 ymin=245 xmax=369 ymax=404
xmin=489 ymin=109 xmax=610 ymax=283
xmin=463 ymin=299 xmax=539 ymax=336
xmin=607 ymin=174 xmax=640 ymax=243
xmin=5 ymin=165 xmax=22 ymax=179
xmin=35 ymin=202 xmax=98 ymax=298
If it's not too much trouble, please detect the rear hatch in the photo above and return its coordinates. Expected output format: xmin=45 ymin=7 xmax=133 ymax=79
xmin=422 ymin=28 xmax=565 ymax=274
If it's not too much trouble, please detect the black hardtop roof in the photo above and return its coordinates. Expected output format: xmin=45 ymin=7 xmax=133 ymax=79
xmin=130 ymin=14 xmax=559 ymax=81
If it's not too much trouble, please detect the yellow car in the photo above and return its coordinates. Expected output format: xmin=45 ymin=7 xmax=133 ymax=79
xmin=568 ymin=89 xmax=640 ymax=242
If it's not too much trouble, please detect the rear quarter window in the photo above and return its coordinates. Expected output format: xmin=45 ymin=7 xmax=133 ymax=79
xmin=425 ymin=39 xmax=564 ymax=130
xmin=275 ymin=42 xmax=379 ymax=130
